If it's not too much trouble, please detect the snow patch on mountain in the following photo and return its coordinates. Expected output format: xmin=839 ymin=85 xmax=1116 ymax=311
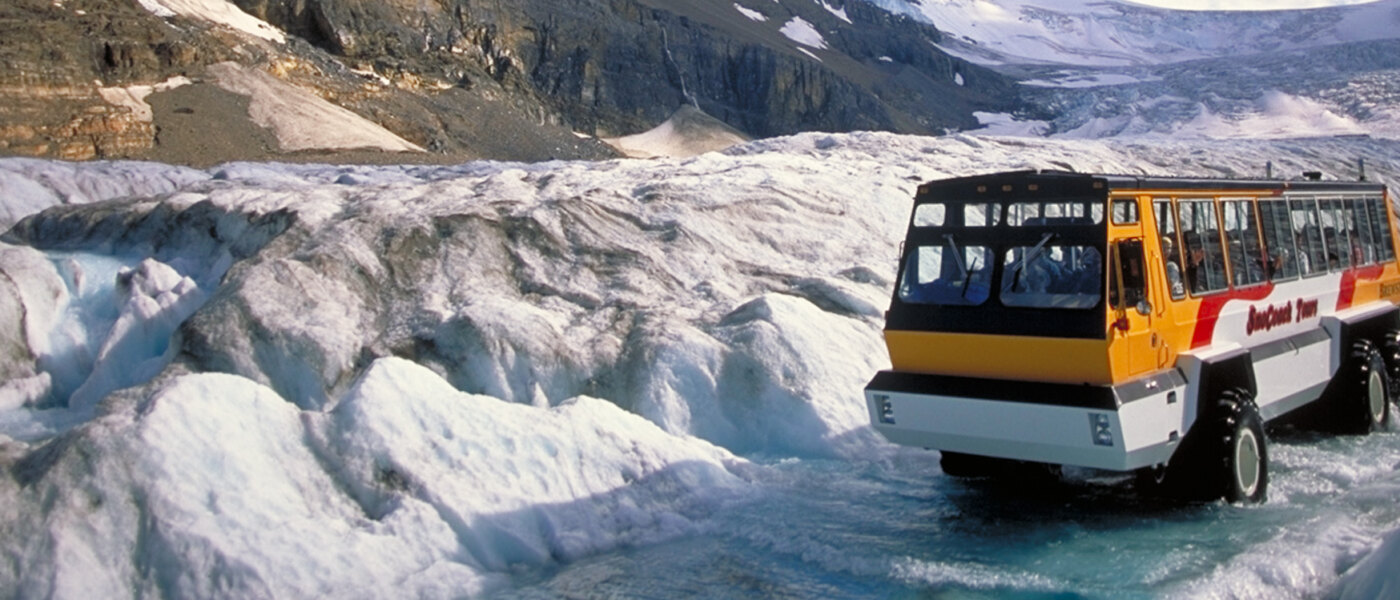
xmin=97 ymin=77 xmax=193 ymax=123
xmin=735 ymin=3 xmax=768 ymax=21
xmin=780 ymin=16 xmax=828 ymax=49
xmin=603 ymin=106 xmax=750 ymax=158
xmin=134 ymin=0 xmax=286 ymax=43
xmin=205 ymin=62 xmax=425 ymax=154
xmin=822 ymin=0 xmax=853 ymax=23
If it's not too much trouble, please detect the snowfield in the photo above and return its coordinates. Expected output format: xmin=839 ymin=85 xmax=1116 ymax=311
xmin=871 ymin=0 xmax=1400 ymax=67
xmin=2 ymin=132 xmax=1400 ymax=597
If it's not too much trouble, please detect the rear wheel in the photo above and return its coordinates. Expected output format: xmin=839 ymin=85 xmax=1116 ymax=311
xmin=1339 ymin=341 xmax=1392 ymax=434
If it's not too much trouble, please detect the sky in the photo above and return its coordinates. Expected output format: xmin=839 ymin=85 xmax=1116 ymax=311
xmin=1129 ymin=0 xmax=1379 ymax=9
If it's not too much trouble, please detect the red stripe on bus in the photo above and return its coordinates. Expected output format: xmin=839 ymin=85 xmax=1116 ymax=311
xmin=1337 ymin=263 xmax=1386 ymax=310
xmin=1190 ymin=283 xmax=1275 ymax=349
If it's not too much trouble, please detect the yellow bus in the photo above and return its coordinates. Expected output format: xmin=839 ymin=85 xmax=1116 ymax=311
xmin=865 ymin=170 xmax=1398 ymax=503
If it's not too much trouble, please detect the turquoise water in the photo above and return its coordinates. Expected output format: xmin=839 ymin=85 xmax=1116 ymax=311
xmin=494 ymin=423 xmax=1400 ymax=599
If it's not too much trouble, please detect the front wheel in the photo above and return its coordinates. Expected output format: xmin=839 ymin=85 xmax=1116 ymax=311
xmin=1217 ymin=391 xmax=1268 ymax=504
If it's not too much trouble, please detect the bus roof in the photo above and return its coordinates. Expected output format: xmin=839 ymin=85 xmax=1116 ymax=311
xmin=917 ymin=170 xmax=1386 ymax=199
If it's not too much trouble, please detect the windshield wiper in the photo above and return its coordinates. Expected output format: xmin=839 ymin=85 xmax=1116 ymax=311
xmin=944 ymin=234 xmax=968 ymax=278
xmin=1004 ymin=232 xmax=1056 ymax=291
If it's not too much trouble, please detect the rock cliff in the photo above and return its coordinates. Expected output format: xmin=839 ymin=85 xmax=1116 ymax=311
xmin=0 ymin=0 xmax=1027 ymax=164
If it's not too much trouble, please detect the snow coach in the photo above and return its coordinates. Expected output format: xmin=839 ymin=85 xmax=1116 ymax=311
xmin=865 ymin=170 xmax=1399 ymax=503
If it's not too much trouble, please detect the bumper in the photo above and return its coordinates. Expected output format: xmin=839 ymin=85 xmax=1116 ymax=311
xmin=865 ymin=370 xmax=1186 ymax=472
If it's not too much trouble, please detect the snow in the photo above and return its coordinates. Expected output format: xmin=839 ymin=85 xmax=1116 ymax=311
xmin=0 ymin=158 xmax=209 ymax=231
xmin=603 ymin=106 xmax=749 ymax=158
xmin=1054 ymin=90 xmax=1375 ymax=140
xmin=1020 ymin=72 xmax=1157 ymax=88
xmin=98 ymin=77 xmax=193 ymax=122
xmin=866 ymin=0 xmax=1400 ymax=66
xmin=973 ymin=111 xmax=1052 ymax=135
xmin=1173 ymin=91 xmax=1369 ymax=139
xmin=206 ymin=62 xmax=426 ymax=154
xmin=2 ymin=131 xmax=1400 ymax=596
xmin=780 ymin=16 xmax=828 ymax=49
xmin=1130 ymin=0 xmax=1379 ymax=9
xmin=822 ymin=0 xmax=853 ymax=23
xmin=133 ymin=0 xmax=286 ymax=43
xmin=1329 ymin=525 xmax=1400 ymax=599
xmin=734 ymin=3 xmax=767 ymax=21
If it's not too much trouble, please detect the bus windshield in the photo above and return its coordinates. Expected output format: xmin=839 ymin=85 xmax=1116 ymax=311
xmin=898 ymin=200 xmax=1105 ymax=311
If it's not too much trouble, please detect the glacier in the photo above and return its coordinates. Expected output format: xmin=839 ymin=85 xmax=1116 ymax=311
xmin=2 ymin=132 xmax=1400 ymax=597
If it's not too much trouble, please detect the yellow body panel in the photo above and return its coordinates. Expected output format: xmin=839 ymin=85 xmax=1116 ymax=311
xmin=885 ymin=330 xmax=1113 ymax=385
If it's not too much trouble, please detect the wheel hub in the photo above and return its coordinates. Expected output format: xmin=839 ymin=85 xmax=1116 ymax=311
xmin=1234 ymin=428 xmax=1261 ymax=497
xmin=1367 ymin=370 xmax=1386 ymax=425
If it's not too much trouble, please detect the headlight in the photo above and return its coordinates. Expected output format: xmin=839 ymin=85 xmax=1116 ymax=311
xmin=876 ymin=394 xmax=895 ymax=425
xmin=1090 ymin=413 xmax=1114 ymax=447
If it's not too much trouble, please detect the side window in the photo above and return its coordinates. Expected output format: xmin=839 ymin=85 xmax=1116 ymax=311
xmin=1006 ymin=201 xmax=1100 ymax=226
xmin=1321 ymin=198 xmax=1351 ymax=270
xmin=1112 ymin=199 xmax=1139 ymax=225
xmin=1259 ymin=199 xmax=1299 ymax=281
xmin=1178 ymin=200 xmax=1228 ymax=295
xmin=1110 ymin=239 xmax=1147 ymax=310
xmin=1350 ymin=198 xmax=1376 ymax=265
xmin=964 ymin=203 xmax=1000 ymax=227
xmin=1370 ymin=196 xmax=1396 ymax=262
xmin=1154 ymin=199 xmax=1185 ymax=299
xmin=1290 ymin=197 xmax=1326 ymax=276
xmin=898 ymin=243 xmax=995 ymax=306
xmin=912 ymin=203 xmax=945 ymax=227
xmin=1222 ymin=199 xmax=1266 ymax=287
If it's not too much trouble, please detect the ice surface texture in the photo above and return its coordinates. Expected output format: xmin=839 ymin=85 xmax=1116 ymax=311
xmin=3 ymin=132 xmax=1400 ymax=596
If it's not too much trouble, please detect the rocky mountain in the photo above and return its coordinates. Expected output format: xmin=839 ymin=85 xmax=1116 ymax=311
xmin=0 ymin=0 xmax=1023 ymax=165
xmin=875 ymin=0 xmax=1400 ymax=139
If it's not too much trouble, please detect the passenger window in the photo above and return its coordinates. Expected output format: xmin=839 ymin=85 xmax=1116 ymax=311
xmin=964 ymin=203 xmax=1000 ymax=227
xmin=1154 ymin=199 xmax=1185 ymax=299
xmin=1321 ymin=198 xmax=1351 ymax=270
xmin=1112 ymin=199 xmax=1139 ymax=225
xmin=1110 ymin=239 xmax=1147 ymax=310
xmin=898 ymin=243 xmax=995 ymax=306
xmin=1006 ymin=201 xmax=1099 ymax=226
xmin=1178 ymin=200 xmax=1228 ymax=294
xmin=1290 ymin=197 xmax=1326 ymax=276
xmin=1350 ymin=199 xmax=1376 ymax=265
xmin=1258 ymin=199 xmax=1299 ymax=281
xmin=1222 ymin=199 xmax=1266 ymax=287
xmin=999 ymin=244 xmax=1102 ymax=309
xmin=913 ymin=203 xmax=946 ymax=227
xmin=1370 ymin=196 xmax=1396 ymax=261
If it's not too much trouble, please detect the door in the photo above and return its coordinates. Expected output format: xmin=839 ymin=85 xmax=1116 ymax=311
xmin=1111 ymin=238 xmax=1159 ymax=376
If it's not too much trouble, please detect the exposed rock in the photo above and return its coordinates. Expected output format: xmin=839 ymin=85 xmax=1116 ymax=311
xmin=0 ymin=0 xmax=1025 ymax=164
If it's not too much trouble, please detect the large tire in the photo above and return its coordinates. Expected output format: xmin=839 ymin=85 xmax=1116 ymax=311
xmin=1216 ymin=390 xmax=1268 ymax=504
xmin=1382 ymin=330 xmax=1400 ymax=396
xmin=1339 ymin=341 xmax=1392 ymax=434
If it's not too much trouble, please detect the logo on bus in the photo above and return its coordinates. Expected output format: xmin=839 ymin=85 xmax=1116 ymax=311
xmin=1246 ymin=298 xmax=1319 ymax=335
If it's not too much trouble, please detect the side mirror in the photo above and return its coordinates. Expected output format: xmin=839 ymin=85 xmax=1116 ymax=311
xmin=1136 ymin=300 xmax=1151 ymax=315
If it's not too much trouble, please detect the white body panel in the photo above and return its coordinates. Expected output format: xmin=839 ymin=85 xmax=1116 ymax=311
xmin=867 ymin=386 xmax=1185 ymax=471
